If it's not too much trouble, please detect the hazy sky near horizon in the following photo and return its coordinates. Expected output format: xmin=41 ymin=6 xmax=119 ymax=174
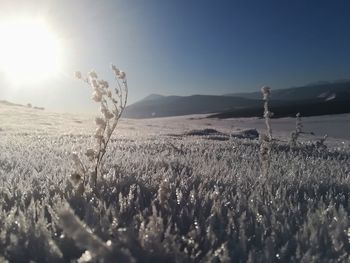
xmin=0 ymin=0 xmax=350 ymax=112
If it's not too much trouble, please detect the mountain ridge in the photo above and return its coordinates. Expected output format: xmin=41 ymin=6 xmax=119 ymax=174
xmin=123 ymin=80 xmax=350 ymax=118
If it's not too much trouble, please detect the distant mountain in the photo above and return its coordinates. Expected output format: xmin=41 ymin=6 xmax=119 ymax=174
xmin=209 ymin=100 xmax=350 ymax=119
xmin=123 ymin=95 xmax=262 ymax=118
xmin=0 ymin=100 xmax=45 ymax=110
xmin=124 ymin=80 xmax=350 ymax=119
xmin=0 ymin=100 xmax=24 ymax=107
xmin=141 ymin=94 xmax=165 ymax=101
xmin=225 ymin=80 xmax=350 ymax=101
xmin=212 ymin=80 xmax=350 ymax=118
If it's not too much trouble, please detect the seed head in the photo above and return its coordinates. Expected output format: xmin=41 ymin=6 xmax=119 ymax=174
xmin=261 ymin=86 xmax=271 ymax=100
xmin=95 ymin=117 xmax=106 ymax=127
xmin=98 ymin=80 xmax=109 ymax=88
xmin=117 ymin=71 xmax=126 ymax=80
xmin=88 ymin=70 xmax=98 ymax=79
xmin=91 ymin=79 xmax=99 ymax=89
xmin=92 ymin=91 xmax=102 ymax=102
xmin=261 ymin=86 xmax=271 ymax=95
xmin=111 ymin=64 xmax=120 ymax=74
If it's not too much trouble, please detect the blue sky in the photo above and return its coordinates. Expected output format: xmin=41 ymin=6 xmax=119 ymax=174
xmin=1 ymin=0 xmax=350 ymax=112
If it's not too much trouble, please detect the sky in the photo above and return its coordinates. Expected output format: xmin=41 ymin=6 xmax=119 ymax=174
xmin=0 ymin=0 xmax=350 ymax=112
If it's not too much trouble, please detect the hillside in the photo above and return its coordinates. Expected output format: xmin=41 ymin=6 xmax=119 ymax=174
xmin=226 ymin=80 xmax=350 ymax=101
xmin=124 ymin=80 xmax=350 ymax=119
xmin=123 ymin=95 xmax=261 ymax=118
xmin=209 ymin=99 xmax=350 ymax=119
xmin=0 ymin=100 xmax=24 ymax=107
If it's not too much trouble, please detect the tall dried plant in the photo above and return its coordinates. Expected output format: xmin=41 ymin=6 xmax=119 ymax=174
xmin=290 ymin=112 xmax=302 ymax=147
xmin=260 ymin=86 xmax=272 ymax=177
xmin=261 ymin=86 xmax=272 ymax=140
xmin=70 ymin=65 xmax=128 ymax=191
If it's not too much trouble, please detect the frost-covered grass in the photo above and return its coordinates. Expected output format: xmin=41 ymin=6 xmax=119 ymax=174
xmin=1 ymin=128 xmax=350 ymax=262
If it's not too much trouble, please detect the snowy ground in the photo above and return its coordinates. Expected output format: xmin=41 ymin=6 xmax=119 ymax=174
xmin=1 ymin=103 xmax=349 ymax=148
xmin=1 ymin=103 xmax=350 ymax=262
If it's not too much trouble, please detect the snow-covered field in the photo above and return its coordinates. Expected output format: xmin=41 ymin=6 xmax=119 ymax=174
xmin=133 ymin=113 xmax=350 ymax=143
xmin=1 ymin=104 xmax=350 ymax=262
xmin=2 ymin=103 xmax=350 ymax=143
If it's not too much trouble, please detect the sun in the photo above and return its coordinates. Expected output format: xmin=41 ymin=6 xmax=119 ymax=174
xmin=0 ymin=18 xmax=63 ymax=85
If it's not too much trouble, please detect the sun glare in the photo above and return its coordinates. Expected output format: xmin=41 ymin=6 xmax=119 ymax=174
xmin=0 ymin=18 xmax=63 ymax=85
